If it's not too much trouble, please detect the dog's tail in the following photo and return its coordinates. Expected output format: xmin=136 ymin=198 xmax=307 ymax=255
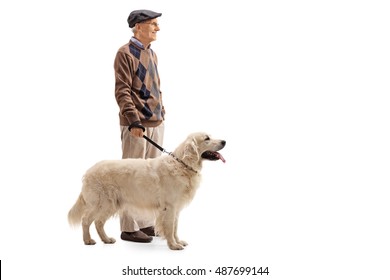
xmin=68 ymin=194 xmax=86 ymax=226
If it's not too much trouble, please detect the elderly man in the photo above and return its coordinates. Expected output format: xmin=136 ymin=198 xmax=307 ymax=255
xmin=114 ymin=9 xmax=165 ymax=243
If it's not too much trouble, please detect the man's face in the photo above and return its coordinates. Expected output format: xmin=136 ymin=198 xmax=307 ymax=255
xmin=136 ymin=18 xmax=160 ymax=45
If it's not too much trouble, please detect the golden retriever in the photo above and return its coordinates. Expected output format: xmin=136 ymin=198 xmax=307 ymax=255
xmin=68 ymin=132 xmax=226 ymax=250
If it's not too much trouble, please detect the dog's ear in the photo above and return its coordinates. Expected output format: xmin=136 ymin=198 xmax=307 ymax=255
xmin=183 ymin=138 xmax=200 ymax=162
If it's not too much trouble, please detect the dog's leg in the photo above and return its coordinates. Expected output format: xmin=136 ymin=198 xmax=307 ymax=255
xmin=95 ymin=219 xmax=116 ymax=244
xmin=155 ymin=210 xmax=165 ymax=237
xmin=173 ymin=213 xmax=188 ymax=247
xmin=162 ymin=208 xmax=184 ymax=250
xmin=82 ymin=213 xmax=96 ymax=245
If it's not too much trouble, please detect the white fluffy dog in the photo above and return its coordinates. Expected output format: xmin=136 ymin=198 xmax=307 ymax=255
xmin=68 ymin=132 xmax=226 ymax=250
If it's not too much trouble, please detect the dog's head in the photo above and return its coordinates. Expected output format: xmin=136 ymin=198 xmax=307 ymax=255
xmin=175 ymin=133 xmax=226 ymax=167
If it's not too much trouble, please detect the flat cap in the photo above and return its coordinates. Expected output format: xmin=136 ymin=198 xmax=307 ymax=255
xmin=127 ymin=9 xmax=162 ymax=28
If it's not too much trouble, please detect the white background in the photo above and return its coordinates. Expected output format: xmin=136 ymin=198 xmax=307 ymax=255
xmin=1 ymin=0 xmax=389 ymax=279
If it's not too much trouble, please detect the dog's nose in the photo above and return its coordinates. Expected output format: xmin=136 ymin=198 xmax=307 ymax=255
xmin=221 ymin=140 xmax=226 ymax=147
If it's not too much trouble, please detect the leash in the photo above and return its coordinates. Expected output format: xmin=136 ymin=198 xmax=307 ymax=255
xmin=143 ymin=135 xmax=198 ymax=174
xmin=142 ymin=135 xmax=166 ymax=153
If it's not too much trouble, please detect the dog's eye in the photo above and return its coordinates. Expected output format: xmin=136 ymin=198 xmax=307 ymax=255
xmin=205 ymin=136 xmax=210 ymax=141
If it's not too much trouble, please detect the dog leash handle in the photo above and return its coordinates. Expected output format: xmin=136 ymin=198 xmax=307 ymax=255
xmin=143 ymin=135 xmax=165 ymax=153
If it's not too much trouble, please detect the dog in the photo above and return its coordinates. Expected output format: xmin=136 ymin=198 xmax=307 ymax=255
xmin=68 ymin=132 xmax=226 ymax=250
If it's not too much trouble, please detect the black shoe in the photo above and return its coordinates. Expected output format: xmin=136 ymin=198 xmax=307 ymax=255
xmin=140 ymin=226 xmax=156 ymax=236
xmin=120 ymin=231 xmax=153 ymax=243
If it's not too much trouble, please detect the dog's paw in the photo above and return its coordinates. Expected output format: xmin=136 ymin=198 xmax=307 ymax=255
xmin=168 ymin=242 xmax=185 ymax=250
xmin=103 ymin=237 xmax=116 ymax=244
xmin=177 ymin=240 xmax=188 ymax=247
xmin=84 ymin=239 xmax=96 ymax=245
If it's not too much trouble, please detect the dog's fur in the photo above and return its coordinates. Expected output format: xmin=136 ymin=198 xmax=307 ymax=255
xmin=68 ymin=132 xmax=225 ymax=250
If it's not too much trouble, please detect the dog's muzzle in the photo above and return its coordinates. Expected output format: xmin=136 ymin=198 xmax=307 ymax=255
xmin=201 ymin=140 xmax=226 ymax=163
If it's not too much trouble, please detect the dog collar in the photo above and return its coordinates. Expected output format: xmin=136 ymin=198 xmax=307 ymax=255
xmin=169 ymin=153 xmax=198 ymax=174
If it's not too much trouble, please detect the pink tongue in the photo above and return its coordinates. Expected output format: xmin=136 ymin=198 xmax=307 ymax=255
xmin=216 ymin=153 xmax=226 ymax=163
